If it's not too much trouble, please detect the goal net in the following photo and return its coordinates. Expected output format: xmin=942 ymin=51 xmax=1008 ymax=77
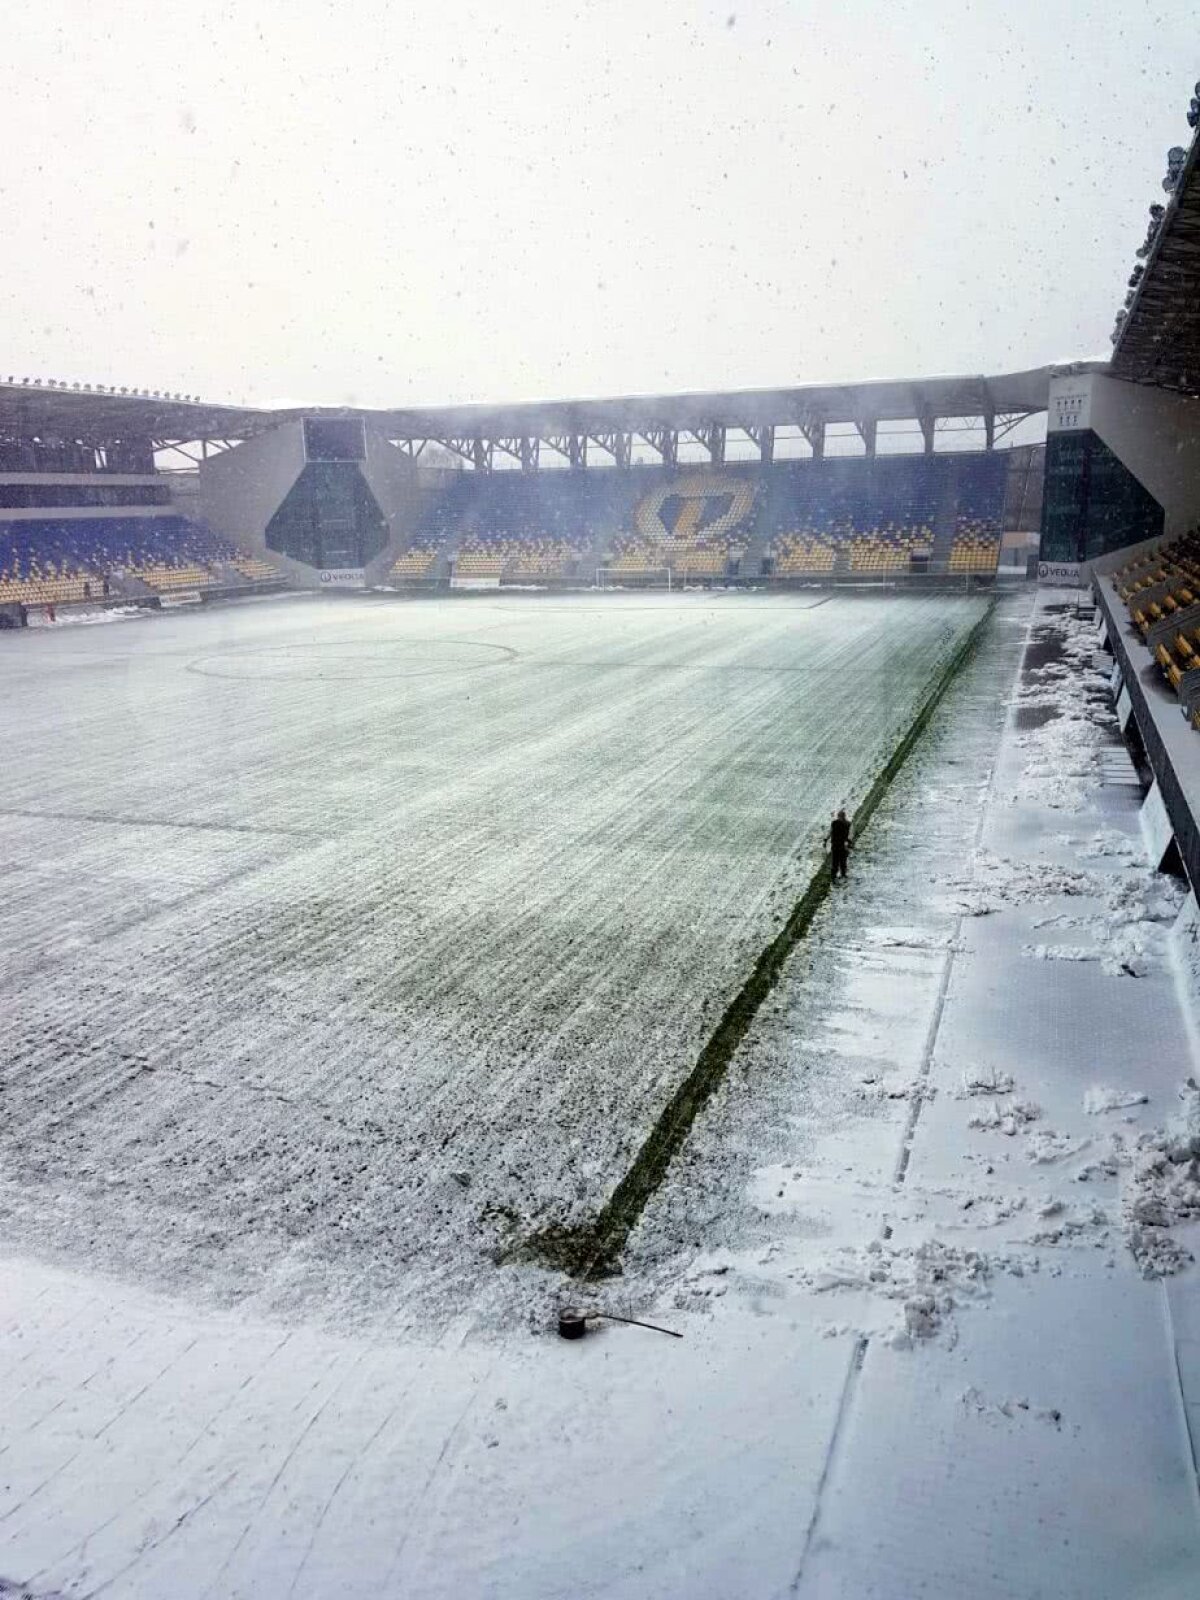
xmin=595 ymin=566 xmax=672 ymax=591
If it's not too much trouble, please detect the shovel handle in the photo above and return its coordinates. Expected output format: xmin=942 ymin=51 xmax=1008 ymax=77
xmin=594 ymin=1311 xmax=683 ymax=1338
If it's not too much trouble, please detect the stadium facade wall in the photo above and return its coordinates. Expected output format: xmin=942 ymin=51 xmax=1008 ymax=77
xmin=1041 ymin=371 xmax=1200 ymax=576
xmin=361 ymin=430 xmax=424 ymax=566
xmin=1087 ymin=375 xmax=1200 ymax=537
xmin=200 ymin=424 xmax=305 ymax=567
xmin=198 ymin=422 xmax=415 ymax=588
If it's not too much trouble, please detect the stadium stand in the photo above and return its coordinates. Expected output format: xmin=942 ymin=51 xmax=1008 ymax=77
xmin=453 ymin=550 xmax=504 ymax=580
xmin=455 ymin=537 xmax=587 ymax=581
xmin=0 ymin=515 xmax=280 ymax=605
xmin=1111 ymin=532 xmax=1200 ymax=726
xmin=772 ymin=534 xmax=837 ymax=575
xmin=398 ymin=451 xmax=1010 ymax=585
xmin=0 ymin=443 xmax=1014 ymax=604
xmin=944 ymin=454 xmax=1007 ymax=573
xmin=849 ymin=527 xmax=930 ymax=574
xmin=388 ymin=546 xmax=439 ymax=582
xmin=763 ymin=458 xmax=937 ymax=577
xmin=608 ymin=526 xmax=738 ymax=578
xmin=947 ymin=523 xmax=1002 ymax=574
xmin=229 ymin=553 xmax=282 ymax=582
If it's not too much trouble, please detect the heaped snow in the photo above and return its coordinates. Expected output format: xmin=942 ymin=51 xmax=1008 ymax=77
xmin=0 ymin=589 xmax=984 ymax=1331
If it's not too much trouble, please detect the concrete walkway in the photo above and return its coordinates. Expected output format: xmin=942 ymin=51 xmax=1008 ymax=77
xmin=789 ymin=590 xmax=1200 ymax=1597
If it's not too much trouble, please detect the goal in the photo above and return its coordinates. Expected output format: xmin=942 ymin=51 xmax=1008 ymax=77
xmin=595 ymin=566 xmax=672 ymax=591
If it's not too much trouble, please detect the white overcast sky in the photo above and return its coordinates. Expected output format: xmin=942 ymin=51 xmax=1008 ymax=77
xmin=1 ymin=1 xmax=1196 ymax=409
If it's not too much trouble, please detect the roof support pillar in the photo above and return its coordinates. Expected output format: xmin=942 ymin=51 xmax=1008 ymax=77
xmin=750 ymin=424 xmax=774 ymax=465
xmin=800 ymin=416 xmax=825 ymax=458
xmin=640 ymin=428 xmax=678 ymax=466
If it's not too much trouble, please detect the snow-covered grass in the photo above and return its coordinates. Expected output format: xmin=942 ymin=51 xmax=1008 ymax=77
xmin=0 ymin=590 xmax=986 ymax=1332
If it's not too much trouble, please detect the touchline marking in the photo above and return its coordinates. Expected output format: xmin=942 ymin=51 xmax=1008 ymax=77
xmin=0 ymin=806 xmax=319 ymax=839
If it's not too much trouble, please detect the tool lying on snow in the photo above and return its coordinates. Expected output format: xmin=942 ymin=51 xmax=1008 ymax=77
xmin=557 ymin=1305 xmax=682 ymax=1341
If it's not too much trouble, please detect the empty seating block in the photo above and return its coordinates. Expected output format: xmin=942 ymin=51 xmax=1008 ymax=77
xmin=609 ymin=543 xmax=665 ymax=574
xmin=230 ymin=554 xmax=281 ymax=582
xmin=773 ymin=534 xmax=837 ymax=574
xmin=848 ymin=521 xmax=932 ymax=573
xmin=132 ymin=563 xmax=214 ymax=592
xmin=0 ymin=574 xmax=94 ymax=605
xmin=453 ymin=552 xmax=504 ymax=579
xmin=948 ymin=539 xmax=1000 ymax=574
xmin=454 ymin=537 xmax=584 ymax=580
xmin=389 ymin=548 xmax=437 ymax=580
xmin=607 ymin=529 xmax=737 ymax=577
xmin=1117 ymin=530 xmax=1200 ymax=710
xmin=947 ymin=511 xmax=1001 ymax=573
xmin=0 ymin=515 xmax=251 ymax=606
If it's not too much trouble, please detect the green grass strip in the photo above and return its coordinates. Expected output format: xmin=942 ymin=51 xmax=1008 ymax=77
xmin=526 ymin=599 xmax=996 ymax=1279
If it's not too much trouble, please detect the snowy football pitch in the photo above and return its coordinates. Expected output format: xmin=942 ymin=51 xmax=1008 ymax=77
xmin=0 ymin=590 xmax=987 ymax=1325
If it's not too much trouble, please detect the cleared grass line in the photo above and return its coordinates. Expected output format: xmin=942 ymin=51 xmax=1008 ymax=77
xmin=528 ymin=599 xmax=996 ymax=1279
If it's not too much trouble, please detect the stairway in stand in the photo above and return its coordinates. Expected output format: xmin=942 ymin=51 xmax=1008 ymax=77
xmin=929 ymin=468 xmax=961 ymax=571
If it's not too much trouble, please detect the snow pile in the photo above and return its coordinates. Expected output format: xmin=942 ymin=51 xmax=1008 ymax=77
xmin=1119 ymin=1078 xmax=1200 ymax=1278
xmin=1103 ymin=872 xmax=1185 ymax=927
xmin=1021 ymin=869 xmax=1183 ymax=977
xmin=804 ymin=1236 xmax=1011 ymax=1348
xmin=1026 ymin=1197 xmax=1109 ymax=1247
xmin=957 ymin=1065 xmax=1015 ymax=1097
xmin=1084 ymin=1085 xmax=1149 ymax=1115
xmin=1023 ymin=942 xmax=1099 ymax=963
xmin=858 ymin=1071 xmax=936 ymax=1105
xmin=1073 ymin=828 xmax=1147 ymax=864
xmin=1005 ymin=609 xmax=1116 ymax=809
xmin=968 ymin=1099 xmax=1041 ymax=1136
xmin=29 ymin=605 xmax=148 ymax=628
xmin=955 ymin=852 xmax=1097 ymax=912
xmin=1014 ymin=719 xmax=1111 ymax=810
xmin=960 ymin=1067 xmax=1093 ymax=1166
xmin=1025 ymin=1129 xmax=1089 ymax=1164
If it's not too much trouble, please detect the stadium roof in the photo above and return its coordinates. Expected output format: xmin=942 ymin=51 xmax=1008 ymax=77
xmin=0 ymin=368 xmax=1051 ymax=451
xmin=1111 ymin=124 xmax=1200 ymax=396
xmin=352 ymin=368 xmax=1052 ymax=440
xmin=0 ymin=386 xmax=267 ymax=446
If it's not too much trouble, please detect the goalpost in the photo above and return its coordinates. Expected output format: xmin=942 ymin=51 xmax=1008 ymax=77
xmin=595 ymin=566 xmax=672 ymax=591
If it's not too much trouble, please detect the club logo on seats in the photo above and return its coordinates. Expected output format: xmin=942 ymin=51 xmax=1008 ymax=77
xmin=634 ymin=473 xmax=757 ymax=547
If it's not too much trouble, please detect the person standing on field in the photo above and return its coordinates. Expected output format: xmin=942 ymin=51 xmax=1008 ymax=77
xmin=828 ymin=808 xmax=852 ymax=880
